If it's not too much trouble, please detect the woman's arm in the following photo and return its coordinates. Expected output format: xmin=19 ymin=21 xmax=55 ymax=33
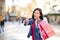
xmin=27 ymin=26 xmax=32 ymax=38
xmin=24 ymin=18 xmax=34 ymax=26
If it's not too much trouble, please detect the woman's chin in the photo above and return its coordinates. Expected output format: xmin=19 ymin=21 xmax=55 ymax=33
xmin=34 ymin=17 xmax=37 ymax=20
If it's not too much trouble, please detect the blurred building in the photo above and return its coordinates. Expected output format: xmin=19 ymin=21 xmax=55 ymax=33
xmin=0 ymin=0 xmax=60 ymax=24
xmin=44 ymin=5 xmax=60 ymax=25
xmin=0 ymin=0 xmax=5 ymax=16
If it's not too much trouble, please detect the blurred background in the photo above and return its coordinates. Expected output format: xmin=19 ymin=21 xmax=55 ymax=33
xmin=0 ymin=0 xmax=60 ymax=40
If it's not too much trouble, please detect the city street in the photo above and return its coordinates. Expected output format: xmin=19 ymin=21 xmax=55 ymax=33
xmin=0 ymin=22 xmax=60 ymax=40
xmin=0 ymin=0 xmax=60 ymax=40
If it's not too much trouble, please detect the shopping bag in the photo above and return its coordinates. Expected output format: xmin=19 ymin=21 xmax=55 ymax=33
xmin=39 ymin=20 xmax=55 ymax=39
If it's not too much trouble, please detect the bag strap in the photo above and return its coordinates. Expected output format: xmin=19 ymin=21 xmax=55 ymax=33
xmin=38 ymin=24 xmax=44 ymax=40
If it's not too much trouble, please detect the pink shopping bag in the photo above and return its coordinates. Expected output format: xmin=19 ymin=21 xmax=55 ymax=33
xmin=39 ymin=20 xmax=55 ymax=39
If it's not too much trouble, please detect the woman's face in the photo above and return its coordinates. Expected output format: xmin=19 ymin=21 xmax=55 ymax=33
xmin=34 ymin=10 xmax=41 ymax=20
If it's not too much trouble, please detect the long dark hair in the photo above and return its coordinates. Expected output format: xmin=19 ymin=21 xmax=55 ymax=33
xmin=32 ymin=8 xmax=43 ymax=20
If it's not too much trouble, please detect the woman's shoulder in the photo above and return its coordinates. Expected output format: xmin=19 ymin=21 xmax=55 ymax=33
xmin=29 ymin=19 xmax=34 ymax=22
xmin=39 ymin=19 xmax=48 ymax=24
xmin=28 ymin=19 xmax=34 ymax=25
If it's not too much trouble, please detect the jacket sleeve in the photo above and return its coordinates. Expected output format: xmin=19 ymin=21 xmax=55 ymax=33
xmin=27 ymin=26 xmax=32 ymax=38
xmin=24 ymin=19 xmax=34 ymax=26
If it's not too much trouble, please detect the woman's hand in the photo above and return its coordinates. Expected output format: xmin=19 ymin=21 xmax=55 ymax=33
xmin=25 ymin=18 xmax=29 ymax=25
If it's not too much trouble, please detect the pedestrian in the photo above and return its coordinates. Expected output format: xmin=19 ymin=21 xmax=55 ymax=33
xmin=25 ymin=8 xmax=55 ymax=40
xmin=25 ymin=8 xmax=43 ymax=40
xmin=0 ymin=16 xmax=4 ymax=33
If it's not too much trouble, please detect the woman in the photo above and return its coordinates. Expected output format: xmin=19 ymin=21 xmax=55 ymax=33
xmin=25 ymin=8 xmax=43 ymax=40
xmin=0 ymin=16 xmax=4 ymax=33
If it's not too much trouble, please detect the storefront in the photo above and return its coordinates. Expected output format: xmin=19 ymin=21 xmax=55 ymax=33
xmin=45 ymin=13 xmax=60 ymax=25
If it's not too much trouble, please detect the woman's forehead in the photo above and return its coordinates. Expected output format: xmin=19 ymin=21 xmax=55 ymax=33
xmin=34 ymin=10 xmax=40 ymax=13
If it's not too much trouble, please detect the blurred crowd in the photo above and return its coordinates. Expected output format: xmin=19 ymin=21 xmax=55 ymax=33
xmin=0 ymin=15 xmax=48 ymax=34
xmin=0 ymin=15 xmax=32 ymax=33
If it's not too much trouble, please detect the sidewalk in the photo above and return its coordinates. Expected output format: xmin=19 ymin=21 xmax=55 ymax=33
xmin=0 ymin=22 xmax=60 ymax=40
xmin=46 ymin=24 xmax=60 ymax=40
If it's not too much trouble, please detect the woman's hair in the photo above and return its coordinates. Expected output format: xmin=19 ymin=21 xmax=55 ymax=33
xmin=32 ymin=8 xmax=43 ymax=20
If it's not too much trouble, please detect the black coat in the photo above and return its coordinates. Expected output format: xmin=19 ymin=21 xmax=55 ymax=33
xmin=0 ymin=20 xmax=4 ymax=27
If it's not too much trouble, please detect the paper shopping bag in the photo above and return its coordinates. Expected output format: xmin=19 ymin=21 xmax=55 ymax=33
xmin=39 ymin=20 xmax=55 ymax=38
